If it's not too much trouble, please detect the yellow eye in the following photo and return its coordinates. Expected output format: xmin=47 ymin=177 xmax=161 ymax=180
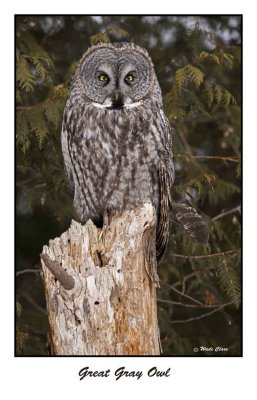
xmin=125 ymin=74 xmax=134 ymax=83
xmin=98 ymin=74 xmax=109 ymax=82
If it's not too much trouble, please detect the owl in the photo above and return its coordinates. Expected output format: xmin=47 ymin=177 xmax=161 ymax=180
xmin=61 ymin=42 xmax=174 ymax=262
xmin=61 ymin=42 xmax=207 ymax=264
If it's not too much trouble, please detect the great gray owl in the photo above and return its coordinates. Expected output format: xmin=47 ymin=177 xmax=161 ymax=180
xmin=61 ymin=42 xmax=208 ymax=263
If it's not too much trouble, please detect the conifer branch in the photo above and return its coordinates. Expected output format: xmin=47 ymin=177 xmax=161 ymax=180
xmin=192 ymin=155 xmax=240 ymax=163
xmin=176 ymin=154 xmax=239 ymax=163
xmin=21 ymin=292 xmax=47 ymax=315
xmin=171 ymin=249 xmax=241 ymax=259
xmin=170 ymin=301 xmax=234 ymax=324
xmin=16 ymin=269 xmax=41 ymax=276
xmin=160 ymin=281 xmax=204 ymax=306
xmin=158 ymin=298 xmax=227 ymax=309
xmin=212 ymin=205 xmax=241 ymax=221
xmin=171 ymin=266 xmax=216 ymax=289
xmin=16 ymin=93 xmax=66 ymax=111
xmin=177 ymin=126 xmax=194 ymax=157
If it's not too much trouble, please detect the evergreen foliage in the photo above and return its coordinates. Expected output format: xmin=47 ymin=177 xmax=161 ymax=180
xmin=16 ymin=16 xmax=241 ymax=356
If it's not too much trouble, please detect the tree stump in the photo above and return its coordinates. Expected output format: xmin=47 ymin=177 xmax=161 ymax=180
xmin=40 ymin=202 xmax=160 ymax=355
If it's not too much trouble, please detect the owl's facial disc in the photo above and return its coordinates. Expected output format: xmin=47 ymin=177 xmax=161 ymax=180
xmin=80 ymin=47 xmax=153 ymax=109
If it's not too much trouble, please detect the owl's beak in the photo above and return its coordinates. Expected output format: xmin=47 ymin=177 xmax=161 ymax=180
xmin=111 ymin=90 xmax=124 ymax=109
xmin=114 ymin=90 xmax=120 ymax=102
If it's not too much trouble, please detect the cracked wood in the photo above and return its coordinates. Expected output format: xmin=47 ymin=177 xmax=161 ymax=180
xmin=41 ymin=202 xmax=160 ymax=355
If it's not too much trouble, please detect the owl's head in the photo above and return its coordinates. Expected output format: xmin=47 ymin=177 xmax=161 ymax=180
xmin=74 ymin=42 xmax=159 ymax=110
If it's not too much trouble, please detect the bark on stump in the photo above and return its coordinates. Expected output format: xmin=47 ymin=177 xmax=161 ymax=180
xmin=40 ymin=202 xmax=160 ymax=355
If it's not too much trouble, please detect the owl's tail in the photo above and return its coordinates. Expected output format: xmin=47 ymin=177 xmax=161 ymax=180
xmin=171 ymin=203 xmax=209 ymax=245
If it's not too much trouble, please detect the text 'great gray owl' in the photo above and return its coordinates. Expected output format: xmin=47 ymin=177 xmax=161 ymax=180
xmin=61 ymin=42 xmax=208 ymax=263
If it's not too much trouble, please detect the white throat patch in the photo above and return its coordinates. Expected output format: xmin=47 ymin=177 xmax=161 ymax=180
xmin=91 ymin=100 xmax=144 ymax=110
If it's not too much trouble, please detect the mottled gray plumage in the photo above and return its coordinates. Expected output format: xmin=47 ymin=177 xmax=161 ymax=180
xmin=62 ymin=42 xmax=175 ymax=262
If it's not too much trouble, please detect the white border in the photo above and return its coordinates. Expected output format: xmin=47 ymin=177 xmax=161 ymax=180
xmin=1 ymin=1 xmax=256 ymax=399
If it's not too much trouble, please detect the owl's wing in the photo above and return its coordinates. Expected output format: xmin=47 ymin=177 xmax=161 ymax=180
xmin=61 ymin=116 xmax=75 ymax=189
xmin=156 ymin=113 xmax=175 ymax=262
xmin=156 ymin=165 xmax=172 ymax=262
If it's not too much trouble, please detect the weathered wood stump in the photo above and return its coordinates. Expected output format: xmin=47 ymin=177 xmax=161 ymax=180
xmin=40 ymin=202 xmax=160 ymax=355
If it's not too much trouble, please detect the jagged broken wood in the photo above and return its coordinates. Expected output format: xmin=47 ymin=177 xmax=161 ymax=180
xmin=40 ymin=202 xmax=161 ymax=355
